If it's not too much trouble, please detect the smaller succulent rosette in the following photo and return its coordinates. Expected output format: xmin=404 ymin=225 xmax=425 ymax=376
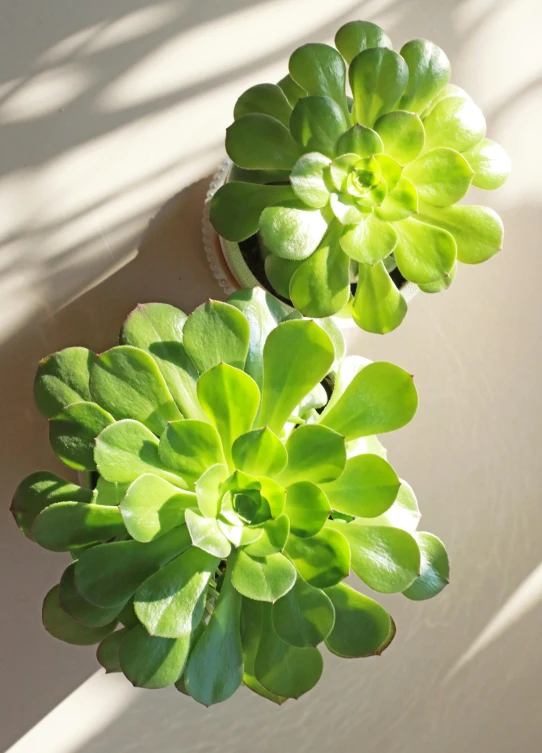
xmin=12 ymin=289 xmax=448 ymax=706
xmin=210 ymin=20 xmax=510 ymax=333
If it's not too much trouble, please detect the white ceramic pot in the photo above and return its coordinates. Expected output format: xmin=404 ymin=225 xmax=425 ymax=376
xmin=202 ymin=158 xmax=419 ymax=324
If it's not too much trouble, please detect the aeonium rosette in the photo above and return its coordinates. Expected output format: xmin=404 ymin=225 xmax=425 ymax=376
xmin=12 ymin=289 xmax=448 ymax=706
xmin=210 ymin=20 xmax=510 ymax=334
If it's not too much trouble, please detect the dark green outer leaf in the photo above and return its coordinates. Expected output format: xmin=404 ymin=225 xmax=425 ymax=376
xmin=210 ymin=182 xmax=295 ymax=242
xmin=34 ymin=347 xmax=96 ymax=419
xmin=277 ymin=74 xmax=306 ymax=108
xmin=241 ymin=598 xmax=287 ymax=704
xmin=49 ymin=401 xmax=114 ymax=471
xmin=324 ymin=582 xmax=392 ymax=657
xmin=226 ymin=113 xmax=303 ymax=170
xmin=272 ymin=575 xmax=335 ymax=647
xmin=11 ymin=471 xmax=92 ymax=538
xmin=43 ymin=585 xmax=117 ymax=646
xmin=75 ymin=524 xmax=192 ymax=608
xmin=59 ymin=563 xmax=122 ymax=627
xmin=120 ymin=302 xmax=204 ymax=420
xmin=119 ymin=624 xmax=190 ymax=689
xmin=335 ymin=20 xmax=392 ymax=64
xmin=32 ymin=501 xmax=125 ymax=552
xmin=234 ymin=83 xmax=293 ymax=127
xmin=255 ymin=602 xmax=323 ymax=699
xmin=289 ymin=43 xmax=349 ymax=117
xmin=349 ymin=47 xmax=408 ymax=127
xmin=290 ymin=96 xmax=350 ymax=158
xmin=186 ymin=566 xmax=244 ymax=706
xmin=97 ymin=628 xmax=129 ymax=673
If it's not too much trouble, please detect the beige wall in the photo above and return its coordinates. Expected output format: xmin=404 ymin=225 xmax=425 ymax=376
xmin=1 ymin=0 xmax=541 ymax=751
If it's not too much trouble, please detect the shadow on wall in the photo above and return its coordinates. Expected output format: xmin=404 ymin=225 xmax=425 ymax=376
xmin=0 ymin=0 xmax=390 ymax=348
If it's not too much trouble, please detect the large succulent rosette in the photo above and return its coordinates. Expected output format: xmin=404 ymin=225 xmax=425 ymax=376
xmin=12 ymin=289 xmax=448 ymax=706
xmin=210 ymin=20 xmax=510 ymax=334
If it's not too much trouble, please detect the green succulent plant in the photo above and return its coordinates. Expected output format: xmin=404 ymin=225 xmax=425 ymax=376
xmin=210 ymin=20 xmax=510 ymax=334
xmin=12 ymin=289 xmax=448 ymax=705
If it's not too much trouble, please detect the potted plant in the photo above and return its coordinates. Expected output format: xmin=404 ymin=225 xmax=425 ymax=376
xmin=11 ymin=288 xmax=448 ymax=705
xmin=206 ymin=20 xmax=510 ymax=334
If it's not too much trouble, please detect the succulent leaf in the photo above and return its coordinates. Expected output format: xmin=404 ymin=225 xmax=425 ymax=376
xmin=335 ymin=20 xmax=392 ymax=64
xmin=34 ymin=347 xmax=96 ymax=419
xmin=120 ymin=302 xmax=203 ymax=420
xmin=226 ymin=113 xmax=303 ymax=170
xmin=119 ymin=624 xmax=191 ymax=689
xmin=32 ymin=501 xmax=125 ymax=552
xmin=322 ymin=453 xmax=400 ymax=518
xmin=285 ymin=527 xmax=350 ymax=588
xmin=49 ymin=401 xmax=114 ymax=471
xmin=11 ymin=472 xmax=92 ymax=538
xmin=324 ymin=583 xmax=393 ymax=657
xmin=272 ymin=574 xmax=335 ymax=647
xmin=349 ymin=47 xmax=408 ymax=127
xmin=185 ymin=568 xmax=244 ymax=705
xmin=417 ymin=202 xmax=503 ymax=264
xmin=403 ymin=532 xmax=450 ymax=600
xmin=289 ymin=43 xmax=349 ymax=117
xmin=352 ymin=261 xmax=408 ymax=334
xmin=259 ymin=201 xmax=328 ymax=260
xmin=120 ymin=474 xmax=194 ymax=542
xmin=320 ymin=361 xmax=418 ymax=440
xmin=289 ymin=222 xmax=351 ymax=318
xmin=43 ymin=585 xmax=117 ymax=646
xmin=234 ymin=83 xmax=293 ymax=127
xmin=254 ymin=602 xmax=323 ymax=698
xmin=134 ymin=547 xmax=218 ymax=637
xmin=59 ymin=563 xmax=123 ymax=628
xmin=330 ymin=521 xmax=420 ymax=593
xmin=290 ymin=96 xmax=350 ymax=158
